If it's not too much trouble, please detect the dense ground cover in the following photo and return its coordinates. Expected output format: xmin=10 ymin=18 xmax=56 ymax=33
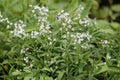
xmin=0 ymin=0 xmax=120 ymax=80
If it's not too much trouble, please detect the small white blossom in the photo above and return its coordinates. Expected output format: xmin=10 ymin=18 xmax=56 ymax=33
xmin=16 ymin=70 xmax=19 ymax=72
xmin=30 ymin=5 xmax=51 ymax=36
xmin=71 ymin=32 xmax=92 ymax=44
xmin=57 ymin=10 xmax=74 ymax=38
xmin=73 ymin=5 xmax=84 ymax=20
xmin=20 ymin=49 xmax=25 ymax=54
xmin=49 ymin=42 xmax=52 ymax=45
xmin=11 ymin=20 xmax=26 ymax=38
xmin=53 ymin=38 xmax=56 ymax=41
xmin=24 ymin=57 xmax=29 ymax=63
xmin=100 ymin=40 xmax=109 ymax=44
xmin=30 ymin=63 xmax=33 ymax=68
xmin=107 ymin=53 xmax=111 ymax=59
xmin=31 ymin=31 xmax=39 ymax=38
xmin=79 ymin=17 xmax=91 ymax=27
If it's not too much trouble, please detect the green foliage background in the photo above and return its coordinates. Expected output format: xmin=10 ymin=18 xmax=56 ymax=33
xmin=0 ymin=0 xmax=120 ymax=80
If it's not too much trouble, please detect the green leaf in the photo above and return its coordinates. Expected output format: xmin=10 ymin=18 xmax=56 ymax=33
xmin=95 ymin=63 xmax=108 ymax=75
xmin=12 ymin=71 xmax=22 ymax=76
xmin=67 ymin=0 xmax=79 ymax=12
xmin=96 ymin=20 xmax=115 ymax=34
xmin=57 ymin=71 xmax=65 ymax=80
xmin=41 ymin=74 xmax=53 ymax=80
xmin=41 ymin=67 xmax=51 ymax=72
xmin=2 ymin=60 xmax=12 ymax=64
xmin=27 ymin=54 xmax=39 ymax=61
xmin=25 ymin=25 xmax=39 ymax=32
xmin=24 ymin=74 xmax=34 ymax=80
xmin=40 ymin=0 xmax=47 ymax=5
xmin=11 ymin=3 xmax=23 ymax=13
xmin=108 ymin=67 xmax=120 ymax=73
xmin=23 ymin=67 xmax=31 ymax=73
xmin=81 ymin=0 xmax=92 ymax=18
xmin=110 ymin=22 xmax=120 ymax=30
xmin=112 ymin=4 xmax=120 ymax=12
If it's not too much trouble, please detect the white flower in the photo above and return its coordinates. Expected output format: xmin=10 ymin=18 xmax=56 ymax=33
xmin=57 ymin=11 xmax=69 ymax=22
xmin=30 ymin=5 xmax=51 ymax=36
xmin=11 ymin=20 xmax=26 ymax=37
xmin=71 ymin=28 xmax=75 ymax=31
xmin=16 ymin=70 xmax=19 ymax=72
xmin=34 ymin=5 xmax=40 ymax=10
xmin=29 ymin=5 xmax=32 ymax=7
xmin=31 ymin=31 xmax=39 ymax=38
xmin=53 ymin=38 xmax=56 ymax=41
xmin=68 ymin=25 xmax=72 ymax=28
xmin=30 ymin=63 xmax=33 ymax=68
xmin=49 ymin=42 xmax=52 ymax=45
xmin=107 ymin=53 xmax=111 ymax=59
xmin=101 ymin=40 xmax=109 ymax=44
xmin=79 ymin=17 xmax=91 ymax=27
xmin=24 ymin=57 xmax=29 ymax=63
xmin=20 ymin=49 xmax=25 ymax=54
xmin=71 ymin=32 xmax=92 ymax=44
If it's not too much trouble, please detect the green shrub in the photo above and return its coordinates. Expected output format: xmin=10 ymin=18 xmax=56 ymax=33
xmin=0 ymin=0 xmax=120 ymax=80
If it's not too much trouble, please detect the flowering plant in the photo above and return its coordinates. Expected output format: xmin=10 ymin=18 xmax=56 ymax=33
xmin=0 ymin=0 xmax=120 ymax=80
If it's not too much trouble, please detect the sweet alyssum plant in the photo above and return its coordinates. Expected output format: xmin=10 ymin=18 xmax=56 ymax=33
xmin=0 ymin=1 xmax=120 ymax=80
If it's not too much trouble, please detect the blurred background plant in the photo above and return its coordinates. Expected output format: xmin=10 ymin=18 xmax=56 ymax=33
xmin=0 ymin=0 xmax=120 ymax=80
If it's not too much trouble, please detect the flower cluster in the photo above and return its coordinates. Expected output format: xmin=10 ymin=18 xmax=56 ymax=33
xmin=11 ymin=20 xmax=27 ymax=38
xmin=0 ymin=12 xmax=13 ymax=28
xmin=20 ymin=48 xmax=34 ymax=68
xmin=0 ymin=12 xmax=8 ymax=23
xmin=31 ymin=31 xmax=39 ymax=38
xmin=1 ymin=4 xmax=93 ymax=47
xmin=0 ymin=12 xmax=27 ymax=38
xmin=71 ymin=32 xmax=92 ymax=44
xmin=79 ymin=16 xmax=91 ymax=27
xmin=30 ymin=5 xmax=51 ymax=38
xmin=100 ymin=40 xmax=110 ymax=47
xmin=48 ymin=37 xmax=57 ymax=45
xmin=73 ymin=5 xmax=84 ymax=20
xmin=6 ymin=5 xmax=51 ymax=39
xmin=57 ymin=6 xmax=92 ymax=47
xmin=100 ymin=40 xmax=109 ymax=44
xmin=73 ymin=5 xmax=92 ymax=27
xmin=58 ymin=10 xmax=74 ymax=32
xmin=0 ymin=16 xmax=8 ymax=23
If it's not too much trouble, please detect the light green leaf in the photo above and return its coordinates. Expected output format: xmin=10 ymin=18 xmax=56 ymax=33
xmin=96 ymin=20 xmax=115 ymax=34
xmin=95 ymin=63 xmax=108 ymax=75
xmin=108 ymin=67 xmax=120 ymax=73
xmin=57 ymin=71 xmax=65 ymax=80
xmin=12 ymin=71 xmax=22 ymax=76
xmin=112 ymin=4 xmax=120 ymax=12
xmin=25 ymin=25 xmax=39 ymax=32
xmin=67 ymin=0 xmax=79 ymax=12
xmin=81 ymin=0 xmax=92 ymax=18
xmin=23 ymin=67 xmax=31 ymax=73
xmin=41 ymin=74 xmax=53 ymax=80
xmin=11 ymin=3 xmax=23 ymax=13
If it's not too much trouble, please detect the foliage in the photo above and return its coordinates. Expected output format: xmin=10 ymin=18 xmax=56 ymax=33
xmin=0 ymin=0 xmax=120 ymax=80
